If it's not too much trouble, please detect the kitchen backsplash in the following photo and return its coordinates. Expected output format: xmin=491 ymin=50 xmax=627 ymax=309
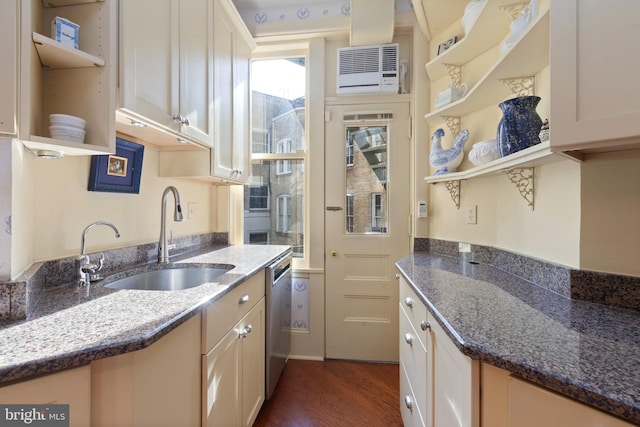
xmin=0 ymin=232 xmax=228 ymax=321
xmin=415 ymin=238 xmax=640 ymax=311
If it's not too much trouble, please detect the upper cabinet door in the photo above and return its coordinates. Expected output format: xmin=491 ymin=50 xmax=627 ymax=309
xmin=178 ymin=0 xmax=214 ymax=146
xmin=0 ymin=0 xmax=17 ymax=136
xmin=212 ymin=2 xmax=235 ymax=178
xmin=119 ymin=0 xmax=213 ymax=147
xmin=119 ymin=0 xmax=180 ymax=133
xmin=232 ymin=34 xmax=252 ymax=183
xmin=550 ymin=0 xmax=640 ymax=153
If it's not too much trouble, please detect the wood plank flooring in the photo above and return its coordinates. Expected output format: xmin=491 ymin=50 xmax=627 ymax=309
xmin=254 ymin=359 xmax=403 ymax=427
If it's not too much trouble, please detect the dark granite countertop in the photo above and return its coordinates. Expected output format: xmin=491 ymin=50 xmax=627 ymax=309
xmin=396 ymin=252 xmax=640 ymax=425
xmin=0 ymin=245 xmax=290 ymax=385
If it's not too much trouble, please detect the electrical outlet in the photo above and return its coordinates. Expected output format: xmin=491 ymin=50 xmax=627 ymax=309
xmin=466 ymin=205 xmax=477 ymax=224
xmin=188 ymin=202 xmax=197 ymax=219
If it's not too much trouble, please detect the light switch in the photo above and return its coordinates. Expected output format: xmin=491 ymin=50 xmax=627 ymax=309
xmin=188 ymin=202 xmax=197 ymax=219
xmin=466 ymin=205 xmax=477 ymax=224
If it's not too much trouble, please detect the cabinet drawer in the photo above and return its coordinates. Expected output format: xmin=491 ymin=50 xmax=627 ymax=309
xmin=399 ymin=276 xmax=429 ymax=347
xmin=202 ymin=270 xmax=265 ymax=353
xmin=400 ymin=304 xmax=427 ymax=421
xmin=400 ymin=360 xmax=426 ymax=427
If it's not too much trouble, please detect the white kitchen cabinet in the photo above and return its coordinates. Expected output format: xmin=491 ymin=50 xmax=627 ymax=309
xmin=399 ymin=274 xmax=479 ymax=427
xmin=399 ymin=275 xmax=430 ymax=427
xmin=119 ymin=0 xmax=214 ymax=147
xmin=0 ymin=0 xmax=17 ymax=136
xmin=18 ymin=0 xmax=117 ymax=156
xmin=90 ymin=314 xmax=202 ymax=427
xmin=210 ymin=0 xmax=254 ymax=182
xmin=0 ymin=365 xmax=91 ymax=427
xmin=549 ymin=1 xmax=640 ymax=154
xmin=202 ymin=272 xmax=265 ymax=427
xmin=481 ymin=363 xmax=635 ymax=427
xmin=431 ymin=316 xmax=479 ymax=427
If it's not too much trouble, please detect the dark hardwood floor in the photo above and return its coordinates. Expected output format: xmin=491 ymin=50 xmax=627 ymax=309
xmin=254 ymin=359 xmax=403 ymax=427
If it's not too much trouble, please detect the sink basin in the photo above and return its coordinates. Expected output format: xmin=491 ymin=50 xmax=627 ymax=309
xmin=103 ymin=264 xmax=234 ymax=291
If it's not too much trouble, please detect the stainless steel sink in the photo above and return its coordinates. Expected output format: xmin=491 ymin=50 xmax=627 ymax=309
xmin=103 ymin=264 xmax=234 ymax=291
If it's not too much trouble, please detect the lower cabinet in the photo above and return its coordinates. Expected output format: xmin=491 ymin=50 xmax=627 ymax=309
xmin=90 ymin=314 xmax=202 ymax=427
xmin=482 ymin=363 xmax=636 ymax=427
xmin=0 ymin=365 xmax=91 ymax=427
xmin=203 ymin=298 xmax=265 ymax=427
xmin=399 ymin=274 xmax=479 ymax=427
xmin=201 ymin=270 xmax=266 ymax=426
xmin=400 ymin=273 xmax=635 ymax=427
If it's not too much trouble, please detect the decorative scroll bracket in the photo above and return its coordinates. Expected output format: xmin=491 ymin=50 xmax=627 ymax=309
xmin=500 ymin=2 xmax=529 ymax=20
xmin=441 ymin=116 xmax=461 ymax=137
xmin=443 ymin=64 xmax=462 ymax=87
xmin=444 ymin=180 xmax=461 ymax=209
xmin=500 ymin=76 xmax=535 ymax=97
xmin=504 ymin=167 xmax=534 ymax=210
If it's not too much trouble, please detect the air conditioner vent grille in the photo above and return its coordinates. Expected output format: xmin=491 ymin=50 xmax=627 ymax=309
xmin=381 ymin=45 xmax=398 ymax=72
xmin=338 ymin=47 xmax=380 ymax=75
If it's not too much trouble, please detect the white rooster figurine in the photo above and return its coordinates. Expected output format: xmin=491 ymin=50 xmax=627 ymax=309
xmin=429 ymin=128 xmax=470 ymax=175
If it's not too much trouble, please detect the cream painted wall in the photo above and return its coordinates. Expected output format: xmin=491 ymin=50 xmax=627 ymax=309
xmin=0 ymin=139 xmax=12 ymax=281
xmin=11 ymin=140 xmax=221 ymax=278
xmin=428 ymin=160 xmax=581 ymax=268
xmin=581 ymin=157 xmax=640 ymax=276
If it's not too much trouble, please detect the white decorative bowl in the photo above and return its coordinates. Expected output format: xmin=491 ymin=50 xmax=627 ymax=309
xmin=49 ymin=125 xmax=86 ymax=143
xmin=49 ymin=114 xmax=86 ymax=130
xmin=468 ymin=139 xmax=499 ymax=166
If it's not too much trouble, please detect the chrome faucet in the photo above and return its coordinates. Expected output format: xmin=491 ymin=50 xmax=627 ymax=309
xmin=77 ymin=221 xmax=121 ymax=286
xmin=158 ymin=186 xmax=184 ymax=264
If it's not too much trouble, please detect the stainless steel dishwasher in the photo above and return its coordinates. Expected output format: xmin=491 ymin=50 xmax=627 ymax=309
xmin=265 ymin=251 xmax=292 ymax=399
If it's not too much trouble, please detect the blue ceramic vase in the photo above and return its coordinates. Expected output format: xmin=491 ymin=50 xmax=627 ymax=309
xmin=496 ymin=96 xmax=542 ymax=157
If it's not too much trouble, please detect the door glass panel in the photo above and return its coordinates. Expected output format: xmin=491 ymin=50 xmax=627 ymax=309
xmin=345 ymin=125 xmax=388 ymax=234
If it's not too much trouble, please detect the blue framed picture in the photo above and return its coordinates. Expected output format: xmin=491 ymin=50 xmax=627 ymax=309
xmin=88 ymin=137 xmax=144 ymax=194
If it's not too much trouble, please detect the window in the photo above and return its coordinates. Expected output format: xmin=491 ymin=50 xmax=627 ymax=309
xmin=276 ymin=138 xmax=293 ymax=175
xmin=371 ymin=193 xmax=384 ymax=232
xmin=346 ymin=194 xmax=354 ymax=232
xmin=249 ymin=232 xmax=269 ymax=245
xmin=249 ymin=185 xmax=269 ymax=210
xmin=276 ymin=195 xmax=292 ymax=233
xmin=346 ymin=137 xmax=354 ymax=166
xmin=244 ymin=57 xmax=306 ymax=258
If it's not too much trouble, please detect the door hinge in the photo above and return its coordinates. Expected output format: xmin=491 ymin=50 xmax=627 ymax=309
xmin=408 ymin=115 xmax=412 ymax=140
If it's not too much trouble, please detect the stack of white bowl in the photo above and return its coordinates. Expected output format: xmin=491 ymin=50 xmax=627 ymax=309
xmin=49 ymin=114 xmax=86 ymax=143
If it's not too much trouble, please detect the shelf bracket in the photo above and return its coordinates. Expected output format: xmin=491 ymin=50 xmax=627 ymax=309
xmin=441 ymin=116 xmax=461 ymax=137
xmin=500 ymin=2 xmax=529 ymax=20
xmin=444 ymin=180 xmax=461 ymax=209
xmin=443 ymin=64 xmax=462 ymax=87
xmin=500 ymin=77 xmax=535 ymax=97
xmin=504 ymin=167 xmax=534 ymax=210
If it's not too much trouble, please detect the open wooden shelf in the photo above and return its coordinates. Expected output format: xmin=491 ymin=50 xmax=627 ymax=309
xmin=22 ymin=135 xmax=112 ymax=157
xmin=424 ymin=141 xmax=572 ymax=184
xmin=425 ymin=7 xmax=549 ymax=127
xmin=32 ymin=32 xmax=105 ymax=69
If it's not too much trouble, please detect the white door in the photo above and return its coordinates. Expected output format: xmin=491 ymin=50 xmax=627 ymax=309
xmin=325 ymin=102 xmax=411 ymax=362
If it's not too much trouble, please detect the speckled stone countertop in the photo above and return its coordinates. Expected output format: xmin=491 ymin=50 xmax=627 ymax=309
xmin=0 ymin=245 xmax=290 ymax=385
xmin=396 ymin=252 xmax=640 ymax=425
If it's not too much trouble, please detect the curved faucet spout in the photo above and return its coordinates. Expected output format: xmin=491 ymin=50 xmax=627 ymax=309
xmin=78 ymin=221 xmax=121 ymax=286
xmin=159 ymin=186 xmax=184 ymax=264
xmin=80 ymin=221 xmax=121 ymax=256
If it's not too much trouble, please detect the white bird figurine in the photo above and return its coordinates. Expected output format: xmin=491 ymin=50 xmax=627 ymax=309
xmin=429 ymin=128 xmax=470 ymax=175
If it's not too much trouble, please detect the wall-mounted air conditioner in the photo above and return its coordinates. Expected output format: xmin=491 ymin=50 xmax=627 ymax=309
xmin=337 ymin=43 xmax=399 ymax=95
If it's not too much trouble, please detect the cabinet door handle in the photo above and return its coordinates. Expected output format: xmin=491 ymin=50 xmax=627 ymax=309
xmin=404 ymin=395 xmax=413 ymax=410
xmin=404 ymin=297 xmax=413 ymax=308
xmin=238 ymin=324 xmax=253 ymax=339
xmin=421 ymin=321 xmax=431 ymax=331
xmin=172 ymin=114 xmax=189 ymax=126
xmin=395 ymin=274 xmax=400 ymax=280
xmin=404 ymin=333 xmax=413 ymax=345
xmin=239 ymin=294 xmax=250 ymax=304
